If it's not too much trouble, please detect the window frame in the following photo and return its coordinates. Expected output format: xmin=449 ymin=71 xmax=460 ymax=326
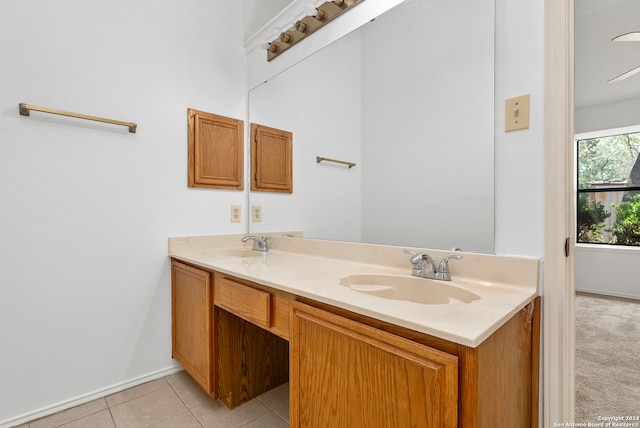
xmin=575 ymin=124 xmax=640 ymax=246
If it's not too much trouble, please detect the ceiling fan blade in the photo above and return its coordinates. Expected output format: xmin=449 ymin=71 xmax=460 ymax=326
xmin=608 ymin=64 xmax=640 ymax=83
xmin=612 ymin=32 xmax=640 ymax=42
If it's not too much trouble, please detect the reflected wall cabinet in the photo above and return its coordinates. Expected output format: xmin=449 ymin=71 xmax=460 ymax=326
xmin=188 ymin=109 xmax=244 ymax=190
xmin=251 ymin=123 xmax=293 ymax=193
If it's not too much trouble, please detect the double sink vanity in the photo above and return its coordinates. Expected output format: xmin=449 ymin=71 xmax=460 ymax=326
xmin=169 ymin=233 xmax=540 ymax=427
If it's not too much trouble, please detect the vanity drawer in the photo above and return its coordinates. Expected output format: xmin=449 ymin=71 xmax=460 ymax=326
xmin=214 ymin=275 xmax=271 ymax=329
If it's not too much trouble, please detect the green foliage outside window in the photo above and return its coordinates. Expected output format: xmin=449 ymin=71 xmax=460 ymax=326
xmin=609 ymin=194 xmax=640 ymax=245
xmin=577 ymin=133 xmax=640 ymax=189
xmin=577 ymin=193 xmax=610 ymax=243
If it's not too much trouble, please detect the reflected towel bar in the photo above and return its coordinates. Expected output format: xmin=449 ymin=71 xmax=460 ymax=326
xmin=19 ymin=103 xmax=137 ymax=133
xmin=316 ymin=156 xmax=356 ymax=168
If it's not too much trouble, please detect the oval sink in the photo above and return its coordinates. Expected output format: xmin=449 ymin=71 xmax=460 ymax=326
xmin=340 ymin=274 xmax=480 ymax=305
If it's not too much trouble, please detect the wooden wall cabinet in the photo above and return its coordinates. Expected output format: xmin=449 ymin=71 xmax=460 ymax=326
xmin=188 ymin=109 xmax=244 ymax=190
xmin=251 ymin=123 xmax=293 ymax=193
xmin=171 ymin=261 xmax=215 ymax=395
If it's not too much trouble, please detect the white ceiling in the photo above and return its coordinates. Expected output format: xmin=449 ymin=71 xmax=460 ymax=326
xmin=575 ymin=0 xmax=640 ymax=109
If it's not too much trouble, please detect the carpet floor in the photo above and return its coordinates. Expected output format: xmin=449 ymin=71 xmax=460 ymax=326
xmin=575 ymin=292 xmax=640 ymax=422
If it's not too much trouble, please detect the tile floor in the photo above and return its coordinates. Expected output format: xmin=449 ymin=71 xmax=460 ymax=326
xmin=16 ymin=371 xmax=289 ymax=428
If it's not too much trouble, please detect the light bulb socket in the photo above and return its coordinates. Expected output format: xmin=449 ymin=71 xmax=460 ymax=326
xmin=295 ymin=20 xmax=307 ymax=32
xmin=263 ymin=43 xmax=276 ymax=53
xmin=279 ymin=32 xmax=292 ymax=43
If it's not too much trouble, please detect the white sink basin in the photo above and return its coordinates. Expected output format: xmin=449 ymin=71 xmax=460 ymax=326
xmin=340 ymin=274 xmax=480 ymax=305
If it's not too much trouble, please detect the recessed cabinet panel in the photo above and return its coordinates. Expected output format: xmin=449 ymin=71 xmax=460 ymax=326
xmin=251 ymin=123 xmax=293 ymax=193
xmin=171 ymin=260 xmax=215 ymax=395
xmin=188 ymin=109 xmax=244 ymax=190
xmin=290 ymin=302 xmax=458 ymax=428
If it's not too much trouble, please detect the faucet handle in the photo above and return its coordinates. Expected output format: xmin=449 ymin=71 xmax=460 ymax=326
xmin=436 ymin=255 xmax=463 ymax=280
xmin=403 ymin=250 xmax=423 ymax=266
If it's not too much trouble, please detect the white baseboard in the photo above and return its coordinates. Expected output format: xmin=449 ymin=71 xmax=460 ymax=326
xmin=1 ymin=364 xmax=183 ymax=428
xmin=576 ymin=287 xmax=640 ymax=301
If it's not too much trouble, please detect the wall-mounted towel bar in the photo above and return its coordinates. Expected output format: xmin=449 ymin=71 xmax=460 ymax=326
xmin=316 ymin=156 xmax=356 ymax=168
xmin=19 ymin=103 xmax=137 ymax=133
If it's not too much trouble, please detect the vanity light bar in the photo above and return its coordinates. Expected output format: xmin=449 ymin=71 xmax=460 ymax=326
xmin=265 ymin=0 xmax=365 ymax=62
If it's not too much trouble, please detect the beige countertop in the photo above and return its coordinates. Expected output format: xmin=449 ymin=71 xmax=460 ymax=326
xmin=169 ymin=233 xmax=539 ymax=348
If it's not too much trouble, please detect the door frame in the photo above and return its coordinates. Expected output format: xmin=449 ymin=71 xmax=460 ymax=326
xmin=543 ymin=0 xmax=575 ymax=425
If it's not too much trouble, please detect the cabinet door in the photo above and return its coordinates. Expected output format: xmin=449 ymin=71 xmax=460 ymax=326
xmin=251 ymin=123 xmax=293 ymax=193
xmin=290 ymin=302 xmax=458 ymax=428
xmin=171 ymin=261 xmax=215 ymax=395
xmin=188 ymin=109 xmax=244 ymax=190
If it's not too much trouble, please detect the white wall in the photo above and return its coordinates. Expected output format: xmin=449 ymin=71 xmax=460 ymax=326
xmin=0 ymin=1 xmax=247 ymax=426
xmin=243 ymin=0 xmax=292 ymax=40
xmin=494 ymin=0 xmax=545 ymax=258
xmin=575 ymin=245 xmax=640 ymax=298
xmin=576 ymin=96 xmax=640 ymax=134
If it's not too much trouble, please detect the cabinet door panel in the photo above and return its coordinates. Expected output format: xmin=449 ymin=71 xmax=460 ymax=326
xmin=171 ymin=261 xmax=215 ymax=395
xmin=290 ymin=302 xmax=458 ymax=428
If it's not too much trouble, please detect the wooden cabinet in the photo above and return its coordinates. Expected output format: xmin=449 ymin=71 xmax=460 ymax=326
xmin=298 ymin=297 xmax=541 ymax=428
xmin=187 ymin=109 xmax=244 ymax=190
xmin=170 ymin=259 xmax=539 ymax=427
xmin=251 ymin=123 xmax=293 ymax=193
xmin=290 ymin=301 xmax=458 ymax=428
xmin=171 ymin=260 xmax=215 ymax=395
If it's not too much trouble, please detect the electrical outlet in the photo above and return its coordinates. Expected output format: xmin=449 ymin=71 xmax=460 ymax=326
xmin=505 ymin=94 xmax=530 ymax=132
xmin=230 ymin=205 xmax=241 ymax=223
xmin=252 ymin=205 xmax=262 ymax=222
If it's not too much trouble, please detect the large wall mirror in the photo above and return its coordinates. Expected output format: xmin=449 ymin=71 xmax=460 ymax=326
xmin=248 ymin=0 xmax=495 ymax=253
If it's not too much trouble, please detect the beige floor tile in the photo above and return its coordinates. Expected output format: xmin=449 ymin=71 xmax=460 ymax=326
xmin=165 ymin=372 xmax=215 ymax=409
xmin=30 ymin=398 xmax=108 ymax=428
xmin=256 ymin=383 xmax=289 ymax=422
xmin=240 ymin=411 xmax=289 ymax=428
xmin=164 ymin=370 xmax=192 ymax=385
xmin=106 ymin=378 xmax=168 ymax=407
xmin=58 ymin=409 xmax=115 ymax=428
xmin=149 ymin=410 xmax=203 ymax=428
xmin=191 ymin=398 xmax=270 ymax=428
xmin=109 ymin=387 xmax=188 ymax=428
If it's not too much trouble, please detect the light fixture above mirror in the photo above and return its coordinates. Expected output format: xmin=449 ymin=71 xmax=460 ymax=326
xmin=262 ymin=0 xmax=365 ymax=61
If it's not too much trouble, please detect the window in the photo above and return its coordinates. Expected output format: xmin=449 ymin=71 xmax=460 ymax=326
xmin=576 ymin=126 xmax=640 ymax=246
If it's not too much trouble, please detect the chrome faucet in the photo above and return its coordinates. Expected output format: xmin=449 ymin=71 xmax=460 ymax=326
xmin=241 ymin=235 xmax=270 ymax=252
xmin=404 ymin=250 xmax=463 ymax=281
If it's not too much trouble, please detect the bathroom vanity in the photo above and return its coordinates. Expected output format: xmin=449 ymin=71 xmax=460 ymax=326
xmin=169 ymin=234 xmax=540 ymax=428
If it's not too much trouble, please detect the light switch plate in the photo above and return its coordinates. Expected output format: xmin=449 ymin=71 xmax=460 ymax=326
xmin=505 ymin=94 xmax=530 ymax=132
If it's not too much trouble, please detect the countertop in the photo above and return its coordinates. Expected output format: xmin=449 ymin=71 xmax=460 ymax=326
xmin=169 ymin=234 xmax=539 ymax=348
